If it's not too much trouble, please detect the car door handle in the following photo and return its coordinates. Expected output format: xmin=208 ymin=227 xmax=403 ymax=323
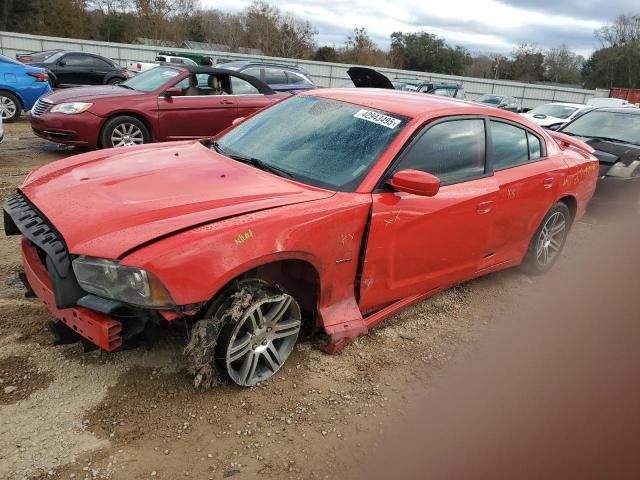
xmin=220 ymin=99 xmax=234 ymax=105
xmin=543 ymin=178 xmax=554 ymax=189
xmin=477 ymin=201 xmax=494 ymax=214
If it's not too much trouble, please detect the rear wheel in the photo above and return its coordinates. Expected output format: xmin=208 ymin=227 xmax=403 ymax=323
xmin=100 ymin=115 xmax=150 ymax=148
xmin=524 ymin=202 xmax=571 ymax=274
xmin=0 ymin=92 xmax=21 ymax=122
xmin=185 ymin=279 xmax=302 ymax=388
xmin=107 ymin=77 xmax=124 ymax=85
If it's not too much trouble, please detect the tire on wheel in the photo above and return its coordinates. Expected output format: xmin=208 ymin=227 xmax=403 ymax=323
xmin=523 ymin=202 xmax=571 ymax=274
xmin=107 ymin=77 xmax=123 ymax=85
xmin=184 ymin=279 xmax=302 ymax=388
xmin=0 ymin=91 xmax=21 ymax=122
xmin=100 ymin=115 xmax=150 ymax=148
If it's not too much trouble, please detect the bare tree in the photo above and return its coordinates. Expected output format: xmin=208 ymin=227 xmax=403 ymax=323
xmin=544 ymin=45 xmax=584 ymax=84
xmin=596 ymin=14 xmax=640 ymax=47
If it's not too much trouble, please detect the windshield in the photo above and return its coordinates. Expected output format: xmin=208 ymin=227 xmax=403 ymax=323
xmin=562 ymin=111 xmax=640 ymax=145
xmin=218 ymin=96 xmax=409 ymax=191
xmin=120 ymin=66 xmax=181 ymax=92
xmin=530 ymin=104 xmax=579 ymax=119
xmin=476 ymin=95 xmax=502 ymax=105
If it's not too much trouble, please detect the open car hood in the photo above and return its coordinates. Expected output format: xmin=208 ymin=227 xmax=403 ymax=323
xmin=346 ymin=67 xmax=395 ymax=89
xmin=19 ymin=141 xmax=333 ymax=259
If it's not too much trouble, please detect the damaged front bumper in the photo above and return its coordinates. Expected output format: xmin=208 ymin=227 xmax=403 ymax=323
xmin=21 ymin=238 xmax=123 ymax=351
xmin=4 ymin=191 xmax=171 ymax=352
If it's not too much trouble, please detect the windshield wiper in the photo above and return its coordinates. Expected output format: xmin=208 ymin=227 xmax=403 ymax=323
xmin=117 ymin=83 xmax=134 ymax=90
xmin=207 ymin=141 xmax=294 ymax=179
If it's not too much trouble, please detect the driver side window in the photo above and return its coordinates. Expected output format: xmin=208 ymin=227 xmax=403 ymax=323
xmin=396 ymin=119 xmax=487 ymax=186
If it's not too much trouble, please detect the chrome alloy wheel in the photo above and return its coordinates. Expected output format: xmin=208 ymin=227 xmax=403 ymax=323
xmin=0 ymin=96 xmax=17 ymax=120
xmin=225 ymin=293 xmax=301 ymax=386
xmin=110 ymin=122 xmax=144 ymax=147
xmin=535 ymin=211 xmax=567 ymax=266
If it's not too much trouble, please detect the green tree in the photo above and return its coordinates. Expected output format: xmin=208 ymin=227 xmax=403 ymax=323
xmin=313 ymin=46 xmax=339 ymax=62
xmin=389 ymin=31 xmax=471 ymax=75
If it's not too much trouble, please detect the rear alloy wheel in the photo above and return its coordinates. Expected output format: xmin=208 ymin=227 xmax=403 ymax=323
xmin=100 ymin=115 xmax=150 ymax=148
xmin=0 ymin=92 xmax=21 ymax=122
xmin=525 ymin=202 xmax=571 ymax=274
xmin=107 ymin=77 xmax=123 ymax=85
xmin=184 ymin=280 xmax=302 ymax=388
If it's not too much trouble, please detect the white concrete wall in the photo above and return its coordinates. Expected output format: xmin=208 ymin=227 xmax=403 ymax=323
xmin=0 ymin=31 xmax=607 ymax=109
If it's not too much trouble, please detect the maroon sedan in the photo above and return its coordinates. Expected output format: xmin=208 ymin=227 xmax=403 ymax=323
xmin=30 ymin=66 xmax=287 ymax=148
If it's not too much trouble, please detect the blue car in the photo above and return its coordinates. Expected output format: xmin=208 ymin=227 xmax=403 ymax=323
xmin=0 ymin=53 xmax=51 ymax=122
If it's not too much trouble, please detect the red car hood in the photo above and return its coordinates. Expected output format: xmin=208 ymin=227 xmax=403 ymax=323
xmin=20 ymin=141 xmax=333 ymax=259
xmin=42 ymin=85 xmax=144 ymax=103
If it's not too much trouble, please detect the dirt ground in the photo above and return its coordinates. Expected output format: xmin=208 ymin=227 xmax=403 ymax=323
xmin=0 ymin=119 xmax=601 ymax=480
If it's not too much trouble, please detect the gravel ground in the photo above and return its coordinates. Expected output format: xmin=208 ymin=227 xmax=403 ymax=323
xmin=0 ymin=119 xmax=600 ymax=480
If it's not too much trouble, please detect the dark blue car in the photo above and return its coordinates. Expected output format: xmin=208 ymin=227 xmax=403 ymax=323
xmin=0 ymin=53 xmax=51 ymax=122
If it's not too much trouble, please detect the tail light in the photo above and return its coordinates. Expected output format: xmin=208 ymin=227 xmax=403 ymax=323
xmin=27 ymin=72 xmax=49 ymax=82
xmin=137 ymin=63 xmax=142 ymax=71
xmin=18 ymin=56 xmax=32 ymax=63
xmin=123 ymin=70 xmax=134 ymax=78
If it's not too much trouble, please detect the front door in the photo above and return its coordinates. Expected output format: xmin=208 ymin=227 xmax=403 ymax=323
xmin=358 ymin=117 xmax=499 ymax=313
xmin=157 ymin=73 xmax=238 ymax=140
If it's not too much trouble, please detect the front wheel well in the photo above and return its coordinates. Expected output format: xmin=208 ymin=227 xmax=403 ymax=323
xmin=201 ymin=260 xmax=321 ymax=322
xmin=99 ymin=112 xmax=154 ymax=146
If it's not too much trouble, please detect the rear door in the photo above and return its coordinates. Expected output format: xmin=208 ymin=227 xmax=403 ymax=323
xmin=56 ymin=54 xmax=93 ymax=86
xmin=88 ymin=56 xmax=114 ymax=84
xmin=157 ymin=73 xmax=238 ymax=140
xmin=358 ymin=117 xmax=499 ymax=313
xmin=487 ymin=119 xmax=566 ymax=266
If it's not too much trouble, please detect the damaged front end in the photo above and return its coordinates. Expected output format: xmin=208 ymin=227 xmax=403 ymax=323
xmin=4 ymin=191 xmax=191 ymax=352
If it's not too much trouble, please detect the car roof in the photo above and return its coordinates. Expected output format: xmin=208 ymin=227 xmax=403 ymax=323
xmin=219 ymin=60 xmax=304 ymax=70
xmin=590 ymin=107 xmax=640 ymax=114
xmin=535 ymin=102 xmax=587 ymax=108
xmin=302 ymin=88 xmax=495 ymax=118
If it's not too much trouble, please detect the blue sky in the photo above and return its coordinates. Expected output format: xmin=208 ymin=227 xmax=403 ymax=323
xmin=201 ymin=0 xmax=638 ymax=56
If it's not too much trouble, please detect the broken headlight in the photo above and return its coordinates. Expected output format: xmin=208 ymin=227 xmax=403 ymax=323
xmin=72 ymin=257 xmax=174 ymax=307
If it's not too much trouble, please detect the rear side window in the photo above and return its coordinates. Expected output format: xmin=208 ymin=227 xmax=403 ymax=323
xmin=92 ymin=57 xmax=112 ymax=68
xmin=397 ymin=119 xmax=486 ymax=185
xmin=286 ymin=71 xmax=312 ymax=85
xmin=264 ymin=68 xmax=288 ymax=85
xmin=491 ymin=121 xmax=544 ymax=170
xmin=455 ymin=89 xmax=466 ymax=99
xmin=527 ymin=131 xmax=542 ymax=160
xmin=63 ymin=54 xmax=92 ymax=66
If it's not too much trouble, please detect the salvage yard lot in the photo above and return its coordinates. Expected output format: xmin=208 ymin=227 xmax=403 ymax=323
xmin=0 ymin=118 xmax=596 ymax=480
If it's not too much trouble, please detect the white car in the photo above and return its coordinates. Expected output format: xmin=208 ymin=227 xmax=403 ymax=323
xmin=521 ymin=102 xmax=593 ymax=129
xmin=126 ymin=55 xmax=198 ymax=74
xmin=586 ymin=97 xmax=633 ymax=108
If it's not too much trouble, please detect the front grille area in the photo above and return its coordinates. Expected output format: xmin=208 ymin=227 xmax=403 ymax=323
xmin=31 ymin=97 xmax=53 ymax=117
xmin=4 ymin=191 xmax=86 ymax=308
xmin=4 ymin=191 xmax=70 ymax=276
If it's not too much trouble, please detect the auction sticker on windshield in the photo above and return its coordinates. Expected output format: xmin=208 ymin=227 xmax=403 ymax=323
xmin=354 ymin=109 xmax=402 ymax=129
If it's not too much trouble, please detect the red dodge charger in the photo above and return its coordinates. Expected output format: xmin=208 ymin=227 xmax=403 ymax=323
xmin=6 ymin=89 xmax=598 ymax=387
xmin=30 ymin=66 xmax=287 ymax=148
